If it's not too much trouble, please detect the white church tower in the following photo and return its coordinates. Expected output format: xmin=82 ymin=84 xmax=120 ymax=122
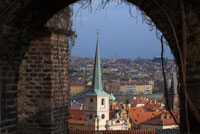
xmin=84 ymin=31 xmax=110 ymax=130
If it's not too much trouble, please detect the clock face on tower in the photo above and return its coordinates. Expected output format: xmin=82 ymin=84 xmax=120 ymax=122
xmin=101 ymin=114 xmax=105 ymax=119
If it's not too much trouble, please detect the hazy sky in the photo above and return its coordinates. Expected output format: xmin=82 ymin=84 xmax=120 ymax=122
xmin=71 ymin=1 xmax=174 ymax=59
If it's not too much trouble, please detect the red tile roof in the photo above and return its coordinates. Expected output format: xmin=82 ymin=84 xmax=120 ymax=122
xmin=132 ymin=98 xmax=150 ymax=105
xmin=70 ymin=82 xmax=83 ymax=86
xmin=129 ymin=107 xmax=162 ymax=125
xmin=145 ymin=103 xmax=164 ymax=111
xmin=139 ymin=77 xmax=152 ymax=81
xmin=68 ymin=109 xmax=85 ymax=125
xmin=141 ymin=111 xmax=180 ymax=125
xmin=68 ymin=119 xmax=85 ymax=125
xmin=70 ymin=105 xmax=83 ymax=110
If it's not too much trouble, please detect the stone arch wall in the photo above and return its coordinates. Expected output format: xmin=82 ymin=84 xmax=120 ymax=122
xmin=0 ymin=0 xmax=200 ymax=133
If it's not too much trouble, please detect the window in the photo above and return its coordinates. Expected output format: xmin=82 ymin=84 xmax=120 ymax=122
xmin=90 ymin=114 xmax=93 ymax=119
xmin=85 ymin=114 xmax=89 ymax=120
xmin=90 ymin=98 xmax=93 ymax=103
xmin=101 ymin=99 xmax=105 ymax=105
xmin=116 ymin=120 xmax=120 ymax=123
xmin=101 ymin=114 xmax=105 ymax=119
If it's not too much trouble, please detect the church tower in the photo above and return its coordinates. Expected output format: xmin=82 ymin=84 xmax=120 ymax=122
xmin=84 ymin=31 xmax=110 ymax=130
xmin=167 ymin=72 xmax=179 ymax=111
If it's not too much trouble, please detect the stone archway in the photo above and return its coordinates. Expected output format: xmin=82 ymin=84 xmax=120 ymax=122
xmin=0 ymin=0 xmax=200 ymax=133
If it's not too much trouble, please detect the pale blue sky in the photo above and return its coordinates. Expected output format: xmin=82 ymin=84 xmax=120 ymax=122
xmin=71 ymin=1 xmax=174 ymax=59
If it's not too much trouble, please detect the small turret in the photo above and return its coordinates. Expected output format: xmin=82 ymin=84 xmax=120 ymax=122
xmin=109 ymin=92 xmax=116 ymax=102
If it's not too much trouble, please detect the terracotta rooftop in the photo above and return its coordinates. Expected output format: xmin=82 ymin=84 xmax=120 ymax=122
xmin=132 ymin=98 xmax=150 ymax=105
xmin=70 ymin=82 xmax=83 ymax=86
xmin=68 ymin=109 xmax=85 ymax=125
xmin=68 ymin=119 xmax=85 ymax=125
xmin=70 ymin=105 xmax=83 ymax=110
xmin=129 ymin=107 xmax=162 ymax=125
xmin=139 ymin=76 xmax=153 ymax=81
xmin=141 ymin=111 xmax=180 ymax=125
xmin=145 ymin=102 xmax=164 ymax=111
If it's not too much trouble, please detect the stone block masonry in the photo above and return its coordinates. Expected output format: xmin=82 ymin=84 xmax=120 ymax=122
xmin=17 ymin=31 xmax=69 ymax=134
xmin=0 ymin=44 xmax=27 ymax=134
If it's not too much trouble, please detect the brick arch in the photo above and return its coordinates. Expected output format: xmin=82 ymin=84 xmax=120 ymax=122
xmin=0 ymin=0 xmax=200 ymax=133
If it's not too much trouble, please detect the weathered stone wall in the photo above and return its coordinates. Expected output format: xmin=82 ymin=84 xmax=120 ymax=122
xmin=0 ymin=4 xmax=73 ymax=134
xmin=0 ymin=65 xmax=18 ymax=134
xmin=0 ymin=43 xmax=27 ymax=133
xmin=17 ymin=31 xmax=69 ymax=134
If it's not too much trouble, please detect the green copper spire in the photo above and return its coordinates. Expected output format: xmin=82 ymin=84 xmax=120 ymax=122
xmin=86 ymin=30 xmax=109 ymax=96
xmin=92 ymin=30 xmax=103 ymax=91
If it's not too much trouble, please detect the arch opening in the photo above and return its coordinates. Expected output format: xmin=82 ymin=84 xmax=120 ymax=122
xmin=69 ymin=1 xmax=179 ymax=132
xmin=0 ymin=0 xmax=200 ymax=133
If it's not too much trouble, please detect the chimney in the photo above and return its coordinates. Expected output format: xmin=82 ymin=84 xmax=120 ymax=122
xmin=161 ymin=114 xmax=166 ymax=120
xmin=161 ymin=103 xmax=165 ymax=107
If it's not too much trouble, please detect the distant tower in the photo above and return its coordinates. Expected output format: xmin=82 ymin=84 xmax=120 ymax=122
xmin=84 ymin=30 xmax=110 ymax=130
xmin=167 ymin=72 xmax=179 ymax=111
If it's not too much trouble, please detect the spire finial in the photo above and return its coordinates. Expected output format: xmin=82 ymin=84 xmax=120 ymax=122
xmin=97 ymin=29 xmax=99 ymax=38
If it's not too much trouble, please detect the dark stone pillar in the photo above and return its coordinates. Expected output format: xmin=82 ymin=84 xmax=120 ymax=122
xmin=17 ymin=30 xmax=70 ymax=134
xmin=0 ymin=41 xmax=27 ymax=134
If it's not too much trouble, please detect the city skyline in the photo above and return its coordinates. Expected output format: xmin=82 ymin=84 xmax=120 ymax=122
xmin=71 ymin=1 xmax=174 ymax=59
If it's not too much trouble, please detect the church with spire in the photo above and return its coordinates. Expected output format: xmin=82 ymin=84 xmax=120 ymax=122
xmin=68 ymin=31 xmax=179 ymax=131
xmin=84 ymin=31 xmax=129 ymax=130
xmin=84 ymin=31 xmax=110 ymax=130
